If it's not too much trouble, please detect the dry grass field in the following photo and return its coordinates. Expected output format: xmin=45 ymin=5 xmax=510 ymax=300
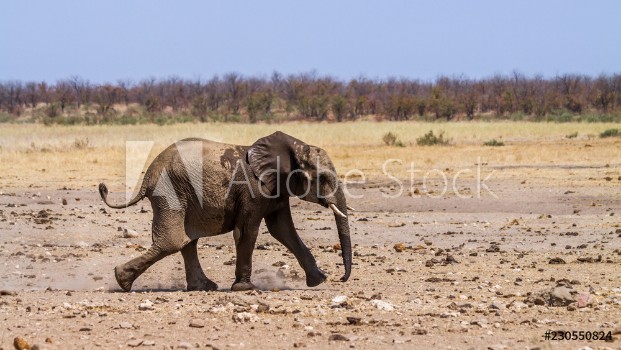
xmin=1 ymin=121 xmax=621 ymax=350
xmin=1 ymin=121 xmax=620 ymax=188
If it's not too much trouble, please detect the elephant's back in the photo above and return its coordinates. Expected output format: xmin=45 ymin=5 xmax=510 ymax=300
xmin=140 ymin=138 xmax=249 ymax=200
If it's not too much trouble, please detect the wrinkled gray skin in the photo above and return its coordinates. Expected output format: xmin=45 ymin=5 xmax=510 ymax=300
xmin=99 ymin=131 xmax=352 ymax=292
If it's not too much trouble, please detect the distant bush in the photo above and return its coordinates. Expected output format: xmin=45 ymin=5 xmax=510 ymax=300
xmin=566 ymin=132 xmax=578 ymax=139
xmin=600 ymin=128 xmax=621 ymax=138
xmin=382 ymin=132 xmax=397 ymax=146
xmin=382 ymin=132 xmax=406 ymax=147
xmin=73 ymin=137 xmax=90 ymax=149
xmin=416 ymin=130 xmax=449 ymax=146
xmin=0 ymin=112 xmax=15 ymax=123
xmin=45 ymin=103 xmax=61 ymax=119
xmin=483 ymin=139 xmax=505 ymax=146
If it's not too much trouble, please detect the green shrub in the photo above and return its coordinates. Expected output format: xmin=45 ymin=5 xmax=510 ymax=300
xmin=483 ymin=139 xmax=504 ymax=146
xmin=416 ymin=130 xmax=449 ymax=146
xmin=117 ymin=114 xmax=139 ymax=125
xmin=600 ymin=128 xmax=621 ymax=138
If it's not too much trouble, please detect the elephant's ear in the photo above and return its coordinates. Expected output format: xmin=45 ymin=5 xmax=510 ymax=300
xmin=246 ymin=131 xmax=309 ymax=195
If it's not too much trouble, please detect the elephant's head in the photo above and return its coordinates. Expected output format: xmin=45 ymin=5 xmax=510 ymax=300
xmin=246 ymin=131 xmax=352 ymax=282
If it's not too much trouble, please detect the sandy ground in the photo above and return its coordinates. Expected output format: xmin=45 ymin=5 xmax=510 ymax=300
xmin=1 ymin=124 xmax=621 ymax=350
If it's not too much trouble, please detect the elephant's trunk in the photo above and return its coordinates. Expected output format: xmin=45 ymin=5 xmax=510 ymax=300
xmin=333 ymin=186 xmax=352 ymax=282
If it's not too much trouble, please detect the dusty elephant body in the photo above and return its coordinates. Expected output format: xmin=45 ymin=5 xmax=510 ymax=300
xmin=99 ymin=132 xmax=352 ymax=292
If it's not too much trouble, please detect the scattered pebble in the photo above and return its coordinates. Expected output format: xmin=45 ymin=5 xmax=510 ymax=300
xmin=328 ymin=334 xmax=349 ymax=341
xmin=371 ymin=299 xmax=394 ymax=311
xmin=14 ymin=336 xmax=30 ymax=350
xmin=139 ymin=300 xmax=154 ymax=311
xmin=123 ymin=228 xmax=139 ymax=238
xmin=189 ymin=319 xmax=205 ymax=328
xmin=233 ymin=312 xmax=259 ymax=323
xmin=127 ymin=339 xmax=143 ymax=347
xmin=393 ymin=243 xmax=406 ymax=252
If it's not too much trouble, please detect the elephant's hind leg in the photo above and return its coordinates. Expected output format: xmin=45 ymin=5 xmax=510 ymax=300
xmin=115 ymin=209 xmax=189 ymax=291
xmin=114 ymin=246 xmax=171 ymax=291
xmin=181 ymin=240 xmax=218 ymax=291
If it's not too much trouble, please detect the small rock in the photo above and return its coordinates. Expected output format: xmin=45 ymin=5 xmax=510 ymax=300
xmin=14 ymin=336 xmax=30 ymax=350
xmin=486 ymin=244 xmax=500 ymax=253
xmin=139 ymin=299 xmax=154 ymax=311
xmin=142 ymin=340 xmax=156 ymax=346
xmin=393 ymin=337 xmax=411 ymax=344
xmin=550 ymin=286 xmax=575 ymax=306
xmin=549 ymin=257 xmax=566 ymax=264
xmin=62 ymin=198 xmax=68 ymax=205
xmin=490 ymin=301 xmax=505 ymax=310
xmin=233 ymin=312 xmax=259 ymax=323
xmin=118 ymin=321 xmax=134 ymax=329
xmin=123 ymin=228 xmax=139 ymax=238
xmin=412 ymin=328 xmax=428 ymax=335
xmin=371 ymin=299 xmax=394 ymax=311
xmin=346 ymin=317 xmax=362 ymax=325
xmin=178 ymin=342 xmax=195 ymax=349
xmin=0 ymin=290 xmax=17 ymax=296
xmin=189 ymin=319 xmax=205 ymax=328
xmin=577 ymin=292 xmax=591 ymax=308
xmin=328 ymin=334 xmax=349 ymax=341
xmin=394 ymin=243 xmax=406 ymax=252
xmin=127 ymin=339 xmax=143 ymax=347
xmin=331 ymin=295 xmax=348 ymax=306
xmin=508 ymin=300 xmax=528 ymax=310
xmin=445 ymin=255 xmax=459 ymax=264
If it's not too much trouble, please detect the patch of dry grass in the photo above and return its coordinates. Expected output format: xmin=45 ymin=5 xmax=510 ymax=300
xmin=0 ymin=122 xmax=620 ymax=190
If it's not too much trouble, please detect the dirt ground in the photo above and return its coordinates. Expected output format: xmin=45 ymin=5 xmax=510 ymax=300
xmin=1 ymin=124 xmax=621 ymax=350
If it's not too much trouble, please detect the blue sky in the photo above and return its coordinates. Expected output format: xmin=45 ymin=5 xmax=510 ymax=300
xmin=1 ymin=0 xmax=620 ymax=83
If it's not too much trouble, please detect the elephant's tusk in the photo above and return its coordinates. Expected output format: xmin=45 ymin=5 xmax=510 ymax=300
xmin=330 ymin=204 xmax=347 ymax=218
xmin=346 ymin=205 xmax=355 ymax=211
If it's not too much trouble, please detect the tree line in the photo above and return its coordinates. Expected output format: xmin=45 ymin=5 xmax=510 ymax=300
xmin=1 ymin=72 xmax=620 ymax=124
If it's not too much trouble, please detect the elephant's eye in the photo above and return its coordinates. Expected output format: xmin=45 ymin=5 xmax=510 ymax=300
xmin=318 ymin=171 xmax=337 ymax=185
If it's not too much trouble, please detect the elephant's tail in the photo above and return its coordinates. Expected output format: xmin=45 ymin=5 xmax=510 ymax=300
xmin=98 ymin=182 xmax=146 ymax=209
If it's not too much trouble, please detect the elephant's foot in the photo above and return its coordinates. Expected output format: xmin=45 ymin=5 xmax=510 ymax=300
xmin=306 ymin=268 xmax=327 ymax=287
xmin=231 ymin=281 xmax=256 ymax=292
xmin=187 ymin=278 xmax=218 ymax=292
xmin=114 ymin=265 xmax=134 ymax=292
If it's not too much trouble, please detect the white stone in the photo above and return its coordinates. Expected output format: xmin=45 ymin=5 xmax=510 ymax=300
xmin=371 ymin=299 xmax=394 ymax=311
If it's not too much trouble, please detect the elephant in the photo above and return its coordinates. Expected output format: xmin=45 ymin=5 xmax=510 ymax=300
xmin=98 ymin=131 xmax=352 ymax=292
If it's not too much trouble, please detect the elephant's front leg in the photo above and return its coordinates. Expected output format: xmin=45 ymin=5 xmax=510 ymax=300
xmin=265 ymin=204 xmax=327 ymax=287
xmin=231 ymin=221 xmax=260 ymax=291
